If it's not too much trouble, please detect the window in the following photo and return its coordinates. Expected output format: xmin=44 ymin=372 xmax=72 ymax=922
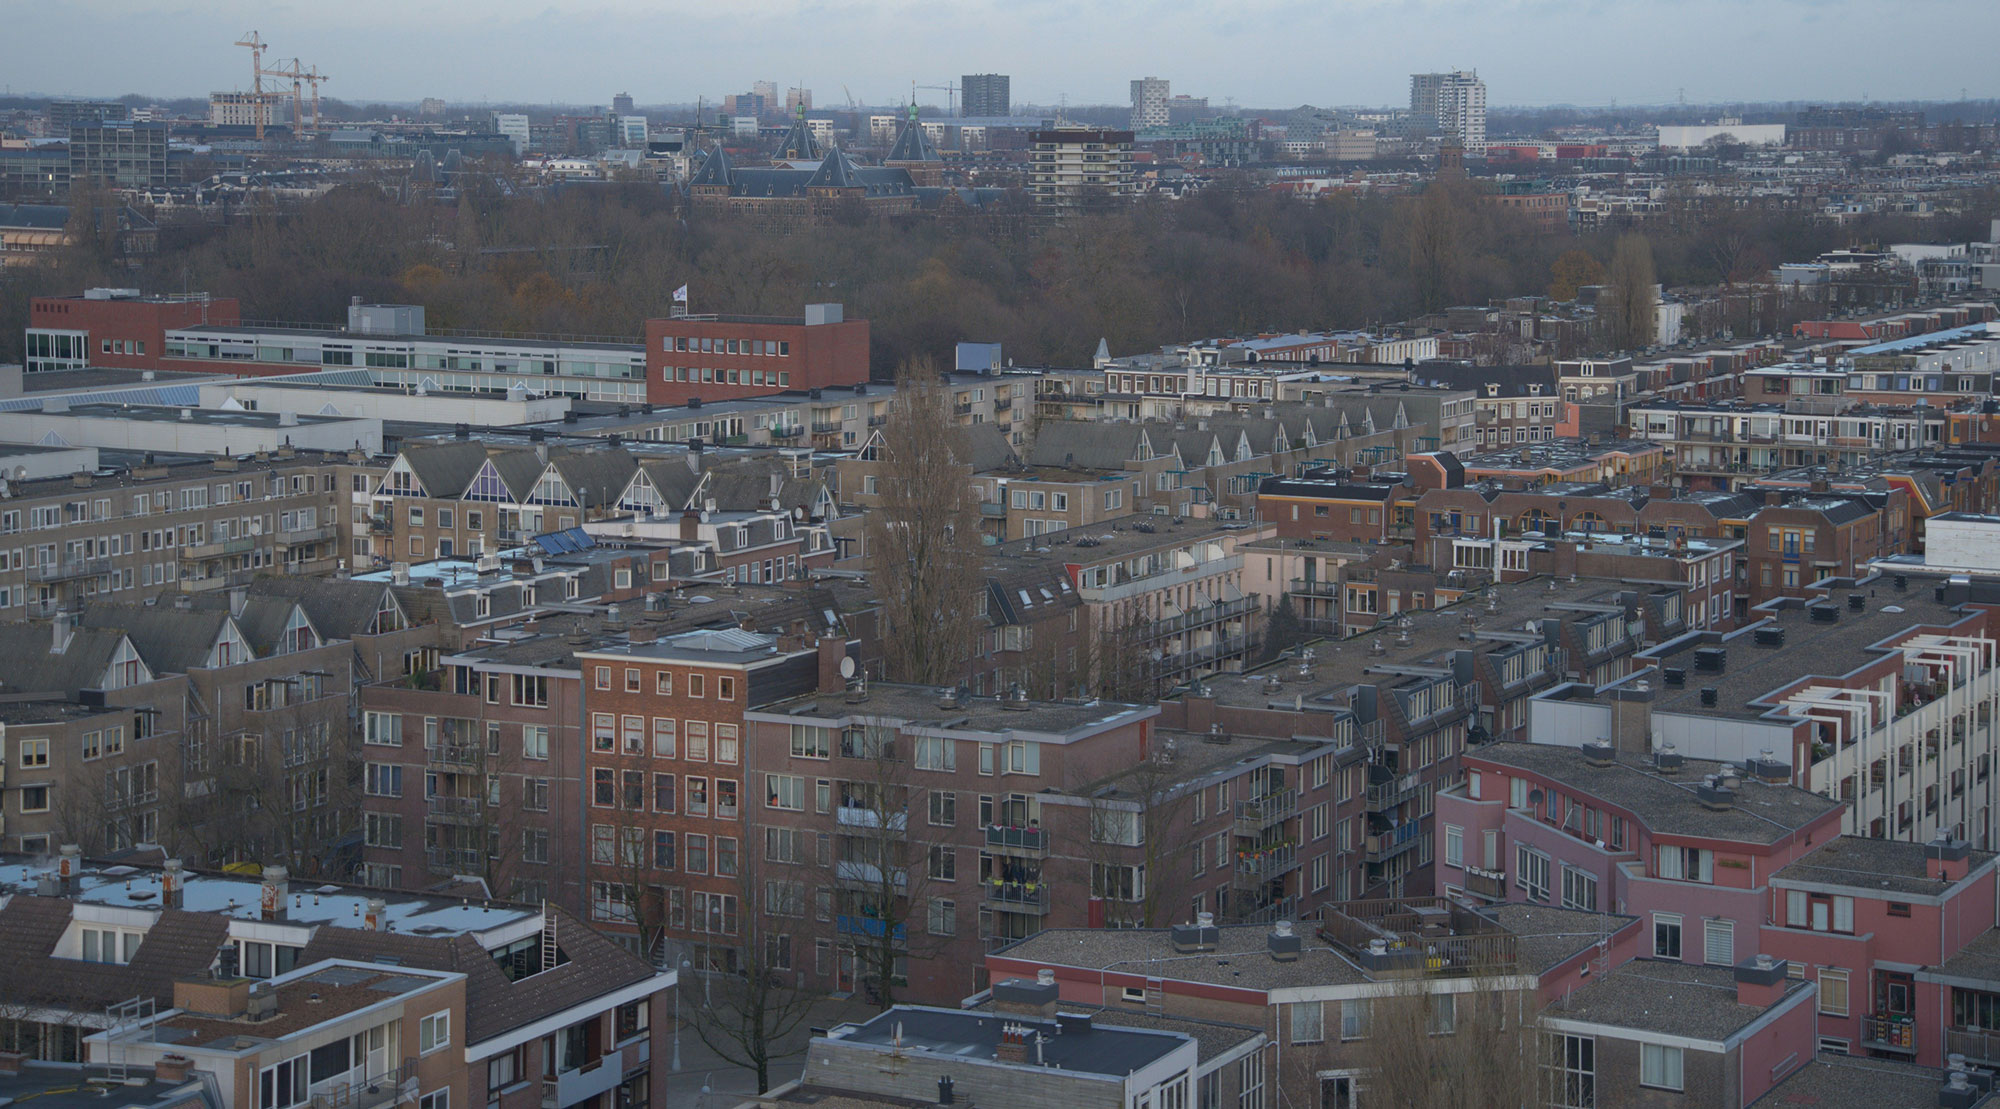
xmin=1237 ymin=1053 xmax=1264 ymax=1109
xmin=1819 ymin=968 xmax=1850 ymax=1017
xmin=1444 ymin=824 xmax=1463 ymax=868
xmin=1341 ymin=999 xmax=1369 ymax=1040
xmin=1550 ymin=1034 xmax=1594 ymax=1109
xmin=789 ymin=725 xmax=829 ymax=759
xmin=1426 ymin=994 xmax=1455 ymax=1036
xmin=914 ymin=736 xmax=956 ymax=772
xmin=928 ymin=898 xmax=956 ymax=937
xmin=420 ymin=1092 xmax=447 ymax=1109
xmin=929 ymin=845 xmax=956 ymax=881
xmin=1654 ymin=845 xmax=1713 ymax=883
xmin=652 ymin=718 xmax=676 ymax=758
xmin=260 ymin=1055 xmax=310 ymax=1109
xmin=1704 ymin=918 xmax=1735 ymax=966
xmin=1516 ymin=845 xmax=1551 ymax=902
xmin=364 ymin=712 xmax=402 ymax=746
xmin=1654 ymin=913 xmax=1683 ymax=960
xmin=1561 ymin=866 xmax=1598 ymax=912
xmin=523 ymin=725 xmax=549 ymax=761
xmin=418 ymin=1012 xmax=450 ymax=1054
xmin=767 ymin=774 xmax=804 ymax=810
xmin=929 ymin=791 xmax=956 ymax=826
xmin=1785 ymin=890 xmax=1855 ymax=933
xmin=655 ymin=670 xmax=674 ymax=695
xmin=1290 ymin=1001 xmax=1323 ymax=1044
xmin=1640 ymin=1043 xmax=1683 ymax=1091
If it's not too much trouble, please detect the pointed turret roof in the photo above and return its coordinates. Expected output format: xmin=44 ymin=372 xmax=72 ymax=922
xmin=886 ymin=104 xmax=941 ymax=163
xmin=806 ymin=147 xmax=862 ymax=189
xmin=690 ymin=144 xmax=733 ymax=188
xmin=777 ymin=106 xmax=821 ymax=161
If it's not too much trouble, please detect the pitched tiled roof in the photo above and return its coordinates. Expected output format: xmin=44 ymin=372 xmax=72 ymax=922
xmin=300 ymin=904 xmax=662 ymax=1043
xmin=1025 ymin=422 xmax=1147 ymax=471
xmin=244 ymin=579 xmax=409 ymax=638
xmin=0 ymin=897 xmax=231 ymax=1013
xmin=402 ymin=441 xmax=492 ymax=499
xmin=886 ymin=113 xmax=941 ymax=163
xmin=0 ymin=622 xmax=124 ymax=695
xmin=79 ymin=602 xmax=229 ymax=674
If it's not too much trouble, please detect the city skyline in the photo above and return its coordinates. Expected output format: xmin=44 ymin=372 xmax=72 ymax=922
xmin=6 ymin=0 xmax=1995 ymax=109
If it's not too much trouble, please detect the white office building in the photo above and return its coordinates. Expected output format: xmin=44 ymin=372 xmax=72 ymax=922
xmin=1410 ymin=71 xmax=1487 ymax=151
xmin=1131 ymin=77 xmax=1170 ymax=130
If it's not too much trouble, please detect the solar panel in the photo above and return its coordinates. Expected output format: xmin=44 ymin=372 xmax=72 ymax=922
xmin=565 ymin=527 xmax=594 ymax=549
xmin=535 ymin=533 xmax=568 ymax=554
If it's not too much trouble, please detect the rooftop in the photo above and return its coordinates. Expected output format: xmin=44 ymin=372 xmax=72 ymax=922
xmin=1760 ymin=1054 xmax=1985 ymax=1108
xmin=0 ymin=1063 xmax=207 ymax=1109
xmin=995 ymin=923 xmax=1370 ymax=992
xmin=752 ymin=684 xmax=1157 ymax=738
xmin=140 ymin=962 xmax=455 ymax=1050
xmin=1465 ymin=742 xmax=1843 ymax=843
xmin=828 ymin=1004 xmax=1189 ymax=1078
xmin=1773 ymin=835 xmax=1995 ymax=897
xmin=1647 ymin=585 xmax=1976 ymax=720
xmin=1548 ymin=959 xmax=1809 ymax=1042
xmin=1931 ymin=927 xmax=2000 ymax=986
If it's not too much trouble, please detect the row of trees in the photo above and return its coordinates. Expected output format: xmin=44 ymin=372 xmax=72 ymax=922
xmin=8 ymin=169 xmax=1989 ymax=371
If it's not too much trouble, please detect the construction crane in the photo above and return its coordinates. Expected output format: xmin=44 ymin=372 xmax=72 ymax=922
xmin=234 ymin=31 xmax=269 ymax=140
xmin=915 ymin=81 xmax=959 ymax=118
xmin=842 ymin=85 xmax=859 ymax=109
xmin=259 ymin=57 xmax=331 ymax=136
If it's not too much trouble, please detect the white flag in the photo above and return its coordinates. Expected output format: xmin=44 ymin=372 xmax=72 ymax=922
xmin=672 ymin=284 xmax=689 ymax=303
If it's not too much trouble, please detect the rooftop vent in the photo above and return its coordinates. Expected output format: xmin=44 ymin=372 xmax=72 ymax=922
xmin=1171 ymin=911 xmax=1220 ymax=953
xmin=1848 ymin=593 xmax=1866 ymax=612
xmin=1809 ymin=605 xmax=1839 ymax=623
xmin=1662 ymin=667 xmax=1686 ymax=688
xmin=1696 ymin=775 xmax=1736 ymax=811
xmin=1655 ymin=743 xmax=1684 ymax=772
xmin=1752 ymin=627 xmax=1786 ymax=648
xmin=1694 ymin=647 xmax=1726 ymax=672
xmin=1893 ymin=574 xmax=1908 ymax=591
xmin=1267 ymin=920 xmax=1302 ymax=962
xmin=1747 ymin=752 xmax=1792 ymax=784
xmin=1699 ymin=686 xmax=1718 ymax=707
xmin=1580 ymin=740 xmax=1616 ymax=768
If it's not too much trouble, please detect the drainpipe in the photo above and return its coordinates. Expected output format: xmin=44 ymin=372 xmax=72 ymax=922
xmin=577 ymin=676 xmax=590 ymax=922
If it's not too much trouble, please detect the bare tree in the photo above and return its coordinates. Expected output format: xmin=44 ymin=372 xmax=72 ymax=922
xmin=1345 ymin=976 xmax=1538 ymax=1108
xmin=863 ymin=360 xmax=983 ymax=687
xmin=1604 ymin=233 xmax=1660 ymax=352
xmin=832 ymin=727 xmax=952 ymax=1010
xmin=683 ymin=851 xmax=829 ymax=1093
xmin=1078 ymin=748 xmax=1198 ymax=929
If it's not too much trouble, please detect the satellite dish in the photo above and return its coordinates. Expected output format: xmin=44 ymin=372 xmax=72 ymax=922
xmin=839 ymin=656 xmax=856 ymax=679
xmin=1528 ymin=789 xmax=1545 ymax=807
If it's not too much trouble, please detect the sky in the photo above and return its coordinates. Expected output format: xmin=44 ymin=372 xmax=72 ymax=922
xmin=7 ymin=0 xmax=1996 ymax=110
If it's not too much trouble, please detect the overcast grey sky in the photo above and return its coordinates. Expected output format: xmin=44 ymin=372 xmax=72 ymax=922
xmin=9 ymin=0 xmax=1996 ymax=109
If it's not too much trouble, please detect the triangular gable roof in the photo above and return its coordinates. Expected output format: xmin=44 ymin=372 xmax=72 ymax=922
xmin=78 ymin=603 xmax=235 ymax=674
xmin=805 ymin=148 xmax=861 ymax=189
xmin=396 ymin=441 xmax=491 ymax=500
xmin=886 ymin=109 xmax=942 ymax=163
xmin=549 ymin=447 xmax=638 ymax=511
xmin=690 ymin=145 xmax=733 ymax=187
xmin=777 ymin=114 xmax=821 ymax=161
xmin=246 ymin=578 xmax=411 ymax=638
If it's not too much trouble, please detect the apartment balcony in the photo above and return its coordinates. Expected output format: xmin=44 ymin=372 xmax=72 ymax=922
xmin=1862 ymin=1014 xmax=1918 ymax=1055
xmin=1318 ymin=897 xmax=1517 ymax=976
xmin=1365 ymin=767 xmax=1425 ymax=812
xmin=994 ymin=397 xmax=1015 ymax=412
xmin=427 ymin=795 xmax=485 ymax=824
xmin=1366 ymin=825 xmax=1423 ymax=864
xmin=1147 ymin=596 xmax=1258 ymax=640
xmin=1944 ymin=1027 xmax=2000 ymax=1067
xmin=26 ymin=557 xmax=113 ymax=583
xmin=276 ymin=524 xmax=339 ymax=547
xmin=1460 ymin=867 xmax=1507 ymax=900
xmin=180 ymin=535 xmax=257 ymax=561
xmin=425 ymin=845 xmax=485 ymax=873
xmin=810 ymin=421 xmax=843 ymax=435
xmin=984 ymin=825 xmax=1049 ymax=856
xmin=367 ymin=515 xmax=394 ymax=535
xmin=833 ymin=860 xmax=908 ymax=890
xmin=1288 ymin=578 xmax=1343 ymax=599
xmin=768 ymin=424 xmax=804 ymax=440
xmin=952 ymin=401 xmax=974 ymax=416
xmin=1233 ymin=843 xmax=1300 ymax=886
xmin=979 ymin=501 xmax=1008 ymax=518
xmin=312 ymin=1059 xmax=418 ymax=1109
xmin=982 ymin=879 xmax=1051 ymax=914
xmin=1234 ymin=790 xmax=1298 ymax=832
xmin=835 ymin=806 xmax=908 ymax=832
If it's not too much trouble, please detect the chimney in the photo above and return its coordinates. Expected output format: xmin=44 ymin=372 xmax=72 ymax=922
xmin=260 ymin=865 xmax=289 ymax=921
xmin=817 ymin=634 xmax=849 ymax=696
xmin=154 ymin=1055 xmax=195 ymax=1084
xmin=1268 ymin=920 xmax=1302 ymax=961
xmin=1171 ymin=911 xmax=1219 ymax=952
xmin=392 ymin=562 xmax=411 ymax=587
xmin=1928 ymin=835 xmax=1973 ymax=883
xmin=937 ymin=1076 xmax=955 ymax=1106
xmin=51 ymin=609 xmax=73 ymax=655
xmin=995 ymin=1023 xmax=1031 ymax=1065
xmin=161 ymin=858 xmax=184 ymax=909
xmin=992 ymin=971 xmax=1060 ymax=1020
xmin=1734 ymin=953 xmax=1789 ymax=1007
xmin=363 ymin=898 xmax=387 ymax=931
xmin=680 ymin=507 xmax=703 ymax=542
xmin=58 ymin=843 xmax=82 ymax=893
xmin=229 ymin=585 xmax=248 ymax=617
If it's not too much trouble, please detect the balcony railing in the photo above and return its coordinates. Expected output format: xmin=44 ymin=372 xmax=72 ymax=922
xmin=425 ymin=845 xmax=485 ymax=873
xmin=1461 ymin=867 xmax=1507 ymax=900
xmin=1318 ymin=897 xmax=1517 ymax=975
xmin=427 ymin=795 xmax=485 ymax=823
xmin=181 ymin=536 xmax=257 ymax=560
xmin=317 ymin=1058 xmax=418 ymax=1109
xmin=427 ymin=741 xmax=484 ymax=768
xmin=1862 ymin=1015 xmax=1918 ymax=1054
xmin=1234 ymin=843 xmax=1299 ymax=884
xmin=27 ymin=557 xmax=113 ymax=582
xmin=1365 ymin=769 xmax=1424 ymax=811
xmin=983 ymin=880 xmax=1051 ymax=912
xmin=1366 ymin=824 xmax=1423 ymax=864
xmin=1147 ymin=596 xmax=1258 ymax=640
xmin=277 ymin=524 xmax=338 ymax=546
xmin=985 ymin=825 xmax=1049 ymax=854
xmin=1289 ymin=578 xmax=1342 ymax=598
xmin=1944 ymin=1027 xmax=2000 ymax=1066
xmin=1235 ymin=790 xmax=1298 ymax=831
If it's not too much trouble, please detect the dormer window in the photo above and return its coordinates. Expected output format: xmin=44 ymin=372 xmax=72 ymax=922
xmin=82 ymin=926 xmax=140 ymax=964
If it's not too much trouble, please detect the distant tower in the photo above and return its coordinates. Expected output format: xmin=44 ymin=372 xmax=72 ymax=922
xmin=612 ymin=91 xmax=635 ymax=115
xmin=961 ymin=74 xmax=1010 ymax=118
xmin=1410 ymin=71 xmax=1486 ymax=152
xmin=1130 ymin=76 xmax=1170 ymax=131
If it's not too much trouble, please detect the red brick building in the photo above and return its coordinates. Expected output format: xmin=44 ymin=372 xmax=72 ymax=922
xmin=26 ymin=290 xmax=240 ymax=374
xmin=645 ymin=306 xmax=870 ymax=406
